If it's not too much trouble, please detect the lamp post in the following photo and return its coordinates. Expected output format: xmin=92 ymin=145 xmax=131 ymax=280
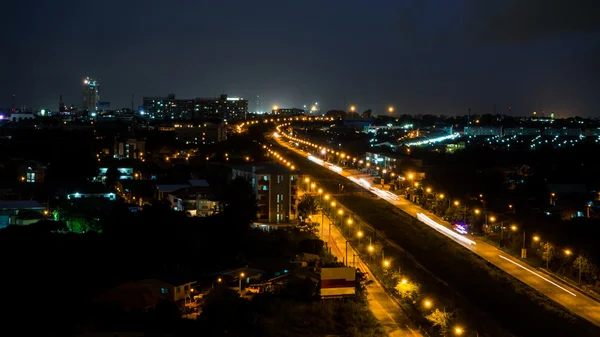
xmin=521 ymin=229 xmax=527 ymax=258
xmin=346 ymin=217 xmax=353 ymax=237
xmin=345 ymin=240 xmax=349 ymax=267
xmin=239 ymin=272 xmax=245 ymax=294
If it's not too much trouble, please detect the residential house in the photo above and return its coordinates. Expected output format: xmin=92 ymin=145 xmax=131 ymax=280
xmin=0 ymin=200 xmax=46 ymax=228
xmin=92 ymin=278 xmax=197 ymax=311
xmin=167 ymin=185 xmax=217 ymax=216
xmin=156 ymin=179 xmax=209 ymax=201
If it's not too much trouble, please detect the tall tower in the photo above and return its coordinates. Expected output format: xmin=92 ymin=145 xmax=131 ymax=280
xmin=255 ymin=95 xmax=261 ymax=114
xmin=82 ymin=77 xmax=100 ymax=112
xmin=59 ymin=94 xmax=66 ymax=112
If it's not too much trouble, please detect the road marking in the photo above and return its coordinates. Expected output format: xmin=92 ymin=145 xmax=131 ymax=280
xmin=498 ymin=255 xmax=577 ymax=297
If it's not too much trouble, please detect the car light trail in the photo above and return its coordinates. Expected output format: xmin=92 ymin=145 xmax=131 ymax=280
xmin=358 ymin=178 xmax=371 ymax=188
xmin=417 ymin=213 xmax=476 ymax=246
xmin=327 ymin=164 xmax=342 ymax=173
xmin=308 ymin=155 xmax=324 ymax=165
xmin=498 ymin=255 xmax=577 ymax=297
xmin=405 ymin=133 xmax=459 ymax=146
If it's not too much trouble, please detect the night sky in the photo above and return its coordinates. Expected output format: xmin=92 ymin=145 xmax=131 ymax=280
xmin=3 ymin=0 xmax=600 ymax=116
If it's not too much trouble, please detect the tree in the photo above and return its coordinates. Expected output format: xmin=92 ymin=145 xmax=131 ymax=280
xmin=104 ymin=167 xmax=120 ymax=187
xmin=538 ymin=241 xmax=555 ymax=270
xmin=199 ymin=286 xmax=252 ymax=335
xmin=573 ymin=254 xmax=597 ymax=285
xmin=298 ymin=194 xmax=321 ymax=218
xmin=296 ymin=221 xmax=319 ymax=235
xmin=220 ymin=177 xmax=258 ymax=225
xmin=425 ymin=308 xmax=452 ymax=337
xmin=395 ymin=278 xmax=421 ymax=301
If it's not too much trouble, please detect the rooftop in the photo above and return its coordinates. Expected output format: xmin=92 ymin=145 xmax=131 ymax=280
xmin=235 ymin=162 xmax=291 ymax=175
xmin=0 ymin=200 xmax=45 ymax=210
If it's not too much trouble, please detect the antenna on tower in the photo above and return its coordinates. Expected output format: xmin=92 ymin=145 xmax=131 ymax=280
xmin=12 ymin=94 xmax=16 ymax=112
xmin=468 ymin=108 xmax=471 ymax=124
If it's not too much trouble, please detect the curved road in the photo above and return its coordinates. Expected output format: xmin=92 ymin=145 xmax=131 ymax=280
xmin=277 ymin=135 xmax=600 ymax=327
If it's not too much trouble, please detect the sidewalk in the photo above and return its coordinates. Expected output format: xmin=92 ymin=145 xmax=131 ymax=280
xmin=317 ymin=213 xmax=423 ymax=337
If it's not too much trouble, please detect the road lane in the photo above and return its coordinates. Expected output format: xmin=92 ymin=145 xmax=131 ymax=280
xmin=318 ymin=213 xmax=423 ymax=337
xmin=278 ymin=136 xmax=600 ymax=327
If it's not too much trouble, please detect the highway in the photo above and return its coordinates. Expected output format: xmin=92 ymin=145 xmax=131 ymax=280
xmin=318 ymin=212 xmax=423 ymax=337
xmin=276 ymin=134 xmax=600 ymax=328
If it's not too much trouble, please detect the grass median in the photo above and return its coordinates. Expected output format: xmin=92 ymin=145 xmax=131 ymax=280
xmin=272 ymin=139 xmax=600 ymax=337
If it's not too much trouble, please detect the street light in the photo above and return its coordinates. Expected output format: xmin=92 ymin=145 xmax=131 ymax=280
xmin=474 ymin=209 xmax=481 ymax=214
xmin=533 ymin=235 xmax=540 ymax=242
xmin=239 ymin=272 xmax=245 ymax=293
xmin=383 ymin=260 xmax=391 ymax=268
xmin=564 ymin=249 xmax=572 ymax=256
xmin=454 ymin=200 xmax=460 ymax=206
xmin=454 ymin=327 xmax=464 ymax=336
xmin=423 ymin=299 xmax=433 ymax=309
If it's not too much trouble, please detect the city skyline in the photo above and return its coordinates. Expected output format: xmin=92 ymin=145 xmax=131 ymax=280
xmin=3 ymin=0 xmax=600 ymax=116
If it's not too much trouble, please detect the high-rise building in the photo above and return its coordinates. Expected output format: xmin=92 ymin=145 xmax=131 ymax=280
xmin=142 ymin=94 xmax=248 ymax=121
xmin=83 ymin=77 xmax=100 ymax=112
xmin=232 ymin=163 xmax=298 ymax=224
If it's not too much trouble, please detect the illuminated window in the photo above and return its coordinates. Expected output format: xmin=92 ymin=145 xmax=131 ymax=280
xmin=26 ymin=172 xmax=35 ymax=183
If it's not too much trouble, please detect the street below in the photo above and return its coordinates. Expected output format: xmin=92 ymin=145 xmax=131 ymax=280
xmin=318 ymin=212 xmax=424 ymax=337
xmin=279 ymin=136 xmax=600 ymax=328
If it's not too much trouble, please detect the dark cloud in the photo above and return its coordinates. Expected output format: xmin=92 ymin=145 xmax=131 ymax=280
xmin=465 ymin=0 xmax=600 ymax=44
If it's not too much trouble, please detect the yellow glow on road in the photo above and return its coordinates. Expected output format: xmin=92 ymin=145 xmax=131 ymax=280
xmin=498 ymin=255 xmax=576 ymax=297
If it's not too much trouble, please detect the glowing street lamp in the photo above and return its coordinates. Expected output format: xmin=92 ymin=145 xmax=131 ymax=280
xmin=239 ymin=272 xmax=245 ymax=293
xmin=423 ymin=299 xmax=433 ymax=309
xmin=388 ymin=106 xmax=394 ymax=113
xmin=383 ymin=260 xmax=391 ymax=268
xmin=454 ymin=327 xmax=464 ymax=336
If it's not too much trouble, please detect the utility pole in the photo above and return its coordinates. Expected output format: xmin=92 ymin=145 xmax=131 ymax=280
xmin=345 ymin=240 xmax=349 ymax=267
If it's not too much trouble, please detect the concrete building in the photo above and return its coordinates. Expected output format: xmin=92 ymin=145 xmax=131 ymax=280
xmin=463 ymin=126 xmax=502 ymax=136
xmin=142 ymin=94 xmax=248 ymax=121
xmin=272 ymin=108 xmax=305 ymax=117
xmin=503 ymin=127 xmax=542 ymax=136
xmin=232 ymin=163 xmax=298 ymax=224
xmin=83 ymin=77 xmax=100 ymax=112
xmin=114 ymin=137 xmax=146 ymax=159
xmin=544 ymin=127 xmax=582 ymax=136
xmin=160 ymin=122 xmax=227 ymax=145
